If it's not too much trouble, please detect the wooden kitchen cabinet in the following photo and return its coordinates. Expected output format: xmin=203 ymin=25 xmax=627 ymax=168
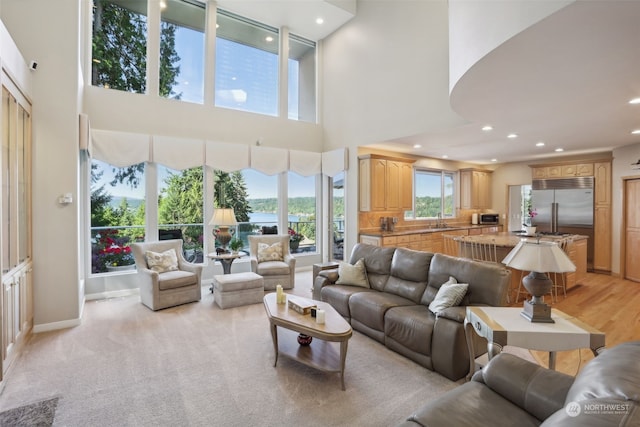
xmin=460 ymin=168 xmax=492 ymax=209
xmin=359 ymin=154 xmax=415 ymax=212
xmin=593 ymin=161 xmax=612 ymax=271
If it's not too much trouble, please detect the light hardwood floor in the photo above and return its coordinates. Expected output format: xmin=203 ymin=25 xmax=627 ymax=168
xmin=509 ymin=272 xmax=640 ymax=375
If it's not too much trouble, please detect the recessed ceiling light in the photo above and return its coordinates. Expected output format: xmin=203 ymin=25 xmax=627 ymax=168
xmin=413 ymin=144 xmax=422 ymax=149
xmin=316 ymin=17 xmax=324 ymax=25
xmin=632 ymin=130 xmax=640 ymax=135
xmin=555 ymin=148 xmax=564 ymax=152
xmin=536 ymin=141 xmax=545 ymax=147
xmin=482 ymin=125 xmax=493 ymax=131
xmin=160 ymin=1 xmax=167 ymax=10
xmin=265 ymin=36 xmax=274 ymax=42
xmin=491 ymin=158 xmax=497 ymax=162
xmin=442 ymin=155 xmax=448 ymax=159
xmin=507 ymin=133 xmax=518 ymax=139
xmin=629 ymin=98 xmax=640 ymax=104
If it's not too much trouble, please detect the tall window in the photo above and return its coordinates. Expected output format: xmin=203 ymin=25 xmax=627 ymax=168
xmin=215 ymin=9 xmax=279 ymax=115
xmin=330 ymin=172 xmax=345 ymax=261
xmin=160 ymin=0 xmax=205 ymax=103
xmin=288 ymin=34 xmax=316 ymax=122
xmin=90 ymin=160 xmax=146 ymax=273
xmin=158 ymin=165 xmax=204 ymax=263
xmin=92 ymin=0 xmax=148 ymax=93
xmin=407 ymin=170 xmax=455 ymax=219
xmin=288 ymin=172 xmax=317 ymax=254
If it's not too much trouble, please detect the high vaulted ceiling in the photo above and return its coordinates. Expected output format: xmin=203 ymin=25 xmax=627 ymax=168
xmin=368 ymin=1 xmax=640 ymax=165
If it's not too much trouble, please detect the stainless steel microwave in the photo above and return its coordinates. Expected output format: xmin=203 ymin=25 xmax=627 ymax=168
xmin=479 ymin=213 xmax=499 ymax=225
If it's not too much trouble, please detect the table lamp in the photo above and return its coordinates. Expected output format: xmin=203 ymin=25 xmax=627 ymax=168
xmin=502 ymin=240 xmax=575 ymax=323
xmin=210 ymin=208 xmax=237 ymax=251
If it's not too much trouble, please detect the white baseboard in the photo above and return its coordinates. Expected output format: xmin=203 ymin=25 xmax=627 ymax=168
xmin=33 ymin=317 xmax=82 ymax=333
xmin=85 ymin=288 xmax=140 ymax=301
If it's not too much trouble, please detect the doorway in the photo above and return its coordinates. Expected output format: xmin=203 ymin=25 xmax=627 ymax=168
xmin=507 ymin=184 xmax=532 ymax=232
xmin=623 ymin=178 xmax=640 ymax=282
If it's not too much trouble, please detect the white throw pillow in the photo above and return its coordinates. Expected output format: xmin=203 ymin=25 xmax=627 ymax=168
xmin=145 ymin=249 xmax=179 ymax=273
xmin=257 ymin=242 xmax=283 ymax=262
xmin=335 ymin=258 xmax=369 ymax=288
xmin=428 ymin=276 xmax=468 ymax=314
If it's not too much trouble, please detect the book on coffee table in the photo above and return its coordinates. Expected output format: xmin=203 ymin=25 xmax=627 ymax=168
xmin=287 ymin=296 xmax=316 ymax=315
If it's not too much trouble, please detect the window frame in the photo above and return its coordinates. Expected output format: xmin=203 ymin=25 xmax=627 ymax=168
xmin=406 ymin=168 xmax=457 ymax=220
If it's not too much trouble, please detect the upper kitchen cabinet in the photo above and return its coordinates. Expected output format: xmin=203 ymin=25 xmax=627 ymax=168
xmin=532 ymin=162 xmax=594 ymax=179
xmin=359 ymin=154 xmax=415 ymax=212
xmin=460 ymin=168 xmax=492 ymax=209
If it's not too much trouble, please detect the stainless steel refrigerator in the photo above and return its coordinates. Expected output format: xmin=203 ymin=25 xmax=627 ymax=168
xmin=531 ymin=177 xmax=594 ymax=267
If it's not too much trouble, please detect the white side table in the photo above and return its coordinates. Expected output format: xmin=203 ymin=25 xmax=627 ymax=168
xmin=464 ymin=306 xmax=605 ymax=381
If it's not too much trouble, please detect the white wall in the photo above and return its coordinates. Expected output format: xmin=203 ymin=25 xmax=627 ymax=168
xmin=1 ymin=0 xmax=83 ymax=328
xmin=321 ymin=0 xmax=463 ymax=252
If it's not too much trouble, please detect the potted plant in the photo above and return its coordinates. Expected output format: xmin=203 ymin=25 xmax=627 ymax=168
xmin=229 ymin=237 xmax=244 ymax=254
xmin=288 ymin=228 xmax=304 ymax=251
xmin=523 ymin=207 xmax=537 ymax=235
xmin=92 ymin=229 xmax=136 ymax=272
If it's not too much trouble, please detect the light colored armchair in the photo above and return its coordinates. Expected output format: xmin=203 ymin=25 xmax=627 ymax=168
xmin=131 ymin=239 xmax=203 ymax=311
xmin=248 ymin=234 xmax=296 ymax=290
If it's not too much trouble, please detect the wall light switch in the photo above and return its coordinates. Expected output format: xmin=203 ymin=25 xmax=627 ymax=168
xmin=58 ymin=193 xmax=73 ymax=204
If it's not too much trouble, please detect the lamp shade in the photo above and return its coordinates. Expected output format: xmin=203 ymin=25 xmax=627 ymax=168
xmin=209 ymin=208 xmax=238 ymax=226
xmin=502 ymin=240 xmax=576 ymax=273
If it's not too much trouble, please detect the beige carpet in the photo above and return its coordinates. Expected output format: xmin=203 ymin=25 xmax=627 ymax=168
xmin=0 ymin=271 xmax=535 ymax=426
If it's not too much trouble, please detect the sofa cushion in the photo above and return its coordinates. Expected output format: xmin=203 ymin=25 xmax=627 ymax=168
xmin=349 ymin=244 xmax=395 ymax=291
xmin=405 ymin=381 xmax=540 ymax=427
xmin=349 ymin=291 xmax=414 ymax=333
xmin=321 ymin=285 xmax=373 ymax=319
xmin=565 ymin=341 xmax=640 ymax=405
xmin=542 ymin=398 xmax=639 ymax=426
xmin=257 ymin=242 xmax=283 ymax=262
xmin=385 ymin=305 xmax=435 ymax=356
xmin=145 ymin=249 xmax=179 ymax=273
xmin=428 ymin=278 xmax=468 ymax=314
xmin=423 ymin=253 xmax=510 ymax=307
xmin=335 ymin=258 xmax=369 ymax=288
xmin=383 ymin=248 xmax=432 ymax=302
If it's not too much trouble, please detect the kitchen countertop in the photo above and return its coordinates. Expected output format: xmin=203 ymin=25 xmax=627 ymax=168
xmin=453 ymin=231 xmax=588 ymax=248
xmin=359 ymin=224 xmax=497 ymax=238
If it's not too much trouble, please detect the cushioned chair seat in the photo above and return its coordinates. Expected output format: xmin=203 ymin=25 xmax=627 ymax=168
xmin=131 ymin=239 xmax=203 ymax=311
xmin=248 ymin=235 xmax=296 ymax=290
xmin=158 ymin=270 xmax=199 ymax=291
xmin=256 ymin=261 xmax=291 ymax=276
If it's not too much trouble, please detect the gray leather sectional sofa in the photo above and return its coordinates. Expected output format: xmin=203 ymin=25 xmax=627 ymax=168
xmin=399 ymin=340 xmax=640 ymax=426
xmin=312 ymin=243 xmax=512 ymax=381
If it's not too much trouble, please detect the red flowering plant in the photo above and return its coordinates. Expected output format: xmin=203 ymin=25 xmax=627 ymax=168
xmin=92 ymin=229 xmax=134 ymax=272
xmin=288 ymin=227 xmax=304 ymax=243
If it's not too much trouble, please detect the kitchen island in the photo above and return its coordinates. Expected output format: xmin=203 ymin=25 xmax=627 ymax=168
xmin=453 ymin=232 xmax=588 ymax=295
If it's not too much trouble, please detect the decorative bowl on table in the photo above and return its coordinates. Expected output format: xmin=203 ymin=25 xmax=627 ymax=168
xmin=297 ymin=333 xmax=313 ymax=346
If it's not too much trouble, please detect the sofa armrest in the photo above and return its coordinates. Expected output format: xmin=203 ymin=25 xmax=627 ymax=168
xmin=436 ymin=306 xmax=465 ymax=323
xmin=479 ymin=352 xmax=575 ymax=421
xmin=311 ymin=269 xmax=340 ymax=300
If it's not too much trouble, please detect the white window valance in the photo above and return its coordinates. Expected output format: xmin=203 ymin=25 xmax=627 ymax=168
xmin=289 ymin=150 xmax=321 ymax=176
xmin=205 ymin=141 xmax=250 ymax=172
xmin=91 ymin=129 xmax=151 ymax=167
xmin=250 ymin=146 xmax=289 ymax=175
xmin=322 ymin=148 xmax=349 ymax=177
xmin=153 ymin=136 xmax=204 ymax=170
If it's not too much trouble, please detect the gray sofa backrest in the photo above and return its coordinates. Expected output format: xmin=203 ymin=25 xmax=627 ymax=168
xmin=422 ymin=253 xmax=510 ymax=307
xmin=384 ymin=247 xmax=433 ymax=303
xmin=349 ymin=244 xmax=395 ymax=291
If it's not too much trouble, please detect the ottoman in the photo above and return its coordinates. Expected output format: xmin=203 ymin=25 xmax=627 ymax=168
xmin=213 ymin=272 xmax=264 ymax=309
